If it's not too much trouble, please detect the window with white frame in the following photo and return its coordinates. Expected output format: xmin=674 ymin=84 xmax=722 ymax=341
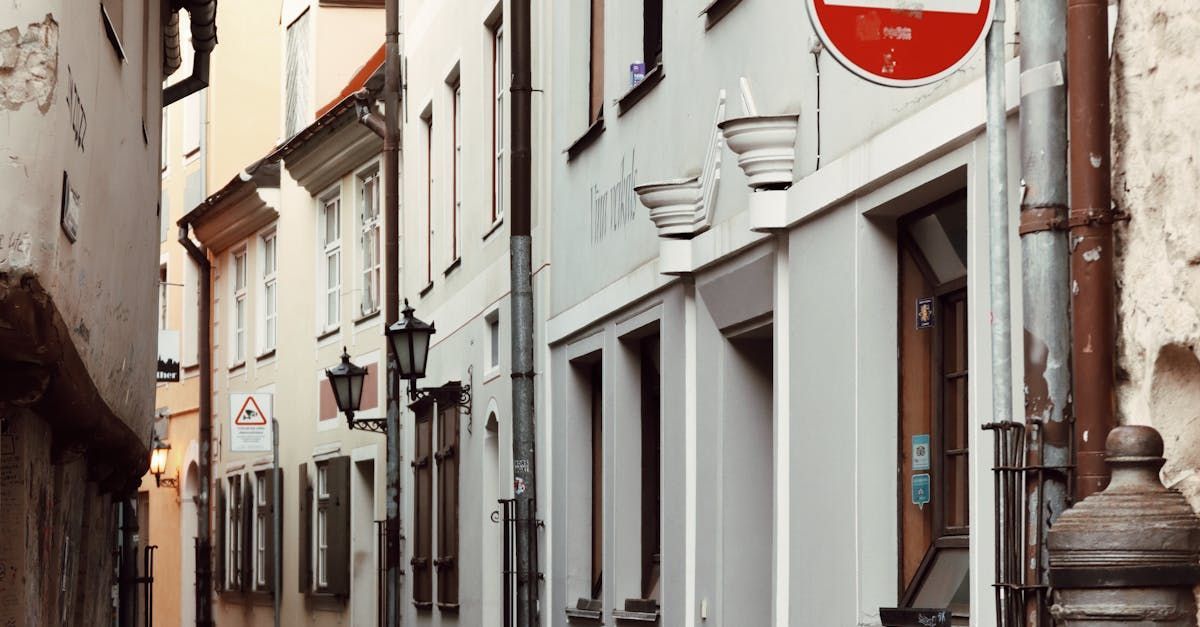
xmin=316 ymin=462 xmax=330 ymax=589
xmin=486 ymin=309 xmax=500 ymax=370
xmin=255 ymin=473 xmax=268 ymax=587
xmin=232 ymin=249 xmax=248 ymax=363
xmin=452 ymin=82 xmax=462 ymax=261
xmin=358 ymin=170 xmax=381 ymax=316
xmin=183 ymin=92 xmax=201 ymax=157
xmin=320 ymin=193 xmax=342 ymax=330
xmin=261 ymin=231 xmax=278 ymax=352
xmin=159 ymin=264 xmax=169 ymax=331
xmin=492 ymin=22 xmax=505 ymax=223
xmin=160 ymin=108 xmax=169 ymax=172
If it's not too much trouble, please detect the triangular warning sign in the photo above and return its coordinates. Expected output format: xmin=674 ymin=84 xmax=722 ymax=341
xmin=235 ymin=396 xmax=269 ymax=425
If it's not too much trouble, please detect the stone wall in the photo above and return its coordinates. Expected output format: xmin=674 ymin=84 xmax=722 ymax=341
xmin=1112 ymin=1 xmax=1200 ymax=507
xmin=0 ymin=409 xmax=126 ymax=625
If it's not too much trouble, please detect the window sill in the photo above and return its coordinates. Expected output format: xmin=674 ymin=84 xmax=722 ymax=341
xmin=256 ymin=349 xmax=276 ymax=362
xmin=617 ymin=64 xmax=665 ymax=117
xmin=228 ymin=361 xmax=246 ymax=374
xmin=355 ymin=309 xmax=382 ymax=326
xmin=316 ymin=327 xmax=340 ymax=342
xmin=700 ymin=0 xmax=743 ymax=29
xmin=482 ymin=217 xmax=504 ymax=241
xmin=443 ymin=257 xmax=462 ymax=277
xmin=413 ymin=600 xmax=434 ymax=612
xmin=565 ymin=608 xmax=604 ymax=624
xmin=482 ymin=365 xmax=502 ymax=385
xmin=437 ymin=602 xmax=460 ymax=612
xmin=565 ymin=118 xmax=605 ymax=162
xmin=419 ymin=281 xmax=435 ymax=298
xmin=183 ymin=148 xmax=201 ymax=164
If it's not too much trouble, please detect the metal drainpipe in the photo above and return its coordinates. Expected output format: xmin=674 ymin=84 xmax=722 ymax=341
xmin=1017 ymin=0 xmax=1072 ymax=624
xmin=163 ymin=0 xmax=218 ymax=107
xmin=510 ymin=0 xmax=537 ymax=625
xmin=178 ymin=224 xmax=213 ymax=627
xmin=983 ymin=0 xmax=1016 ymax=622
xmin=382 ymin=0 xmax=403 ymax=625
xmin=1066 ymin=0 xmax=1115 ymax=502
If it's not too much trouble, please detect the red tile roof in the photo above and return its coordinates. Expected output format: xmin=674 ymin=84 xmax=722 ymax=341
xmin=316 ymin=43 xmax=386 ymax=118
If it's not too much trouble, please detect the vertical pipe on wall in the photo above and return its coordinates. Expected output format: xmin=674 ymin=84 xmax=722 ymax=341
xmin=1066 ymin=0 xmax=1115 ymax=503
xmin=1018 ymin=0 xmax=1072 ymax=623
xmin=983 ymin=0 xmax=1014 ymax=621
xmin=178 ymin=226 xmax=212 ymax=627
xmin=510 ymin=0 xmax=538 ymax=625
xmin=383 ymin=0 xmax=402 ymax=624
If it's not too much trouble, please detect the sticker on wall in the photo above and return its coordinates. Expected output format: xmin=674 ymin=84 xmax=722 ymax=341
xmin=912 ymin=434 xmax=931 ymax=471
xmin=514 ymin=477 xmax=526 ymax=496
xmin=916 ymin=297 xmax=935 ymax=329
xmin=230 ymin=393 xmax=273 ymax=452
xmin=60 ymin=172 xmax=81 ymax=243
xmin=912 ymin=473 xmax=931 ymax=508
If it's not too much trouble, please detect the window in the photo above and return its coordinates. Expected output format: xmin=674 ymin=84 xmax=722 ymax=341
xmin=316 ymin=463 xmax=329 ymax=588
xmin=589 ymin=363 xmax=603 ymax=599
xmin=285 ymin=11 xmax=312 ymax=138
xmin=424 ymin=115 xmax=434 ymax=286
xmin=358 ymin=170 xmax=381 ymax=316
xmin=588 ymin=0 xmax=605 ymax=124
xmin=232 ymin=249 xmax=247 ymax=364
xmin=492 ymin=21 xmax=505 ymax=223
xmin=158 ymin=264 xmax=168 ymax=331
xmin=639 ymin=336 xmax=661 ymax=600
xmin=486 ymin=309 xmax=500 ymax=370
xmin=320 ymin=193 xmax=342 ymax=330
xmin=182 ymin=93 xmax=201 ymax=157
xmin=451 ymin=82 xmax=462 ymax=262
xmin=412 ymin=403 xmax=434 ymax=607
xmin=160 ymin=108 xmax=169 ymax=172
xmin=300 ymin=458 xmax=350 ymax=595
xmin=255 ymin=473 xmax=268 ymax=588
xmin=642 ymin=0 xmax=663 ymax=68
xmin=897 ymin=192 xmax=970 ymax=618
xmin=261 ymin=231 xmax=277 ymax=352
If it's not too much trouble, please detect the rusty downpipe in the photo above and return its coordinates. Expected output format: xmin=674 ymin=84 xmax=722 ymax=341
xmin=1067 ymin=0 xmax=1115 ymax=502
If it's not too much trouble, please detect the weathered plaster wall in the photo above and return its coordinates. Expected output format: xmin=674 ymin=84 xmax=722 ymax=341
xmin=1112 ymin=1 xmax=1200 ymax=505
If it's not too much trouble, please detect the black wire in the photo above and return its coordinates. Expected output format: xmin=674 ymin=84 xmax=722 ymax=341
xmin=813 ymin=49 xmax=822 ymax=171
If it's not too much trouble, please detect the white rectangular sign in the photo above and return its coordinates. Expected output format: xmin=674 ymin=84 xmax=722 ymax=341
xmin=824 ymin=0 xmax=978 ymax=14
xmin=230 ymin=393 xmax=273 ymax=452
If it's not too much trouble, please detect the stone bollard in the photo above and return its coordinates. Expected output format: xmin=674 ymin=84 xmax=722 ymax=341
xmin=1047 ymin=425 xmax=1200 ymax=625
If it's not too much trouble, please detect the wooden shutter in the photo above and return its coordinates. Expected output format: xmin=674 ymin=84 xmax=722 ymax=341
xmin=215 ymin=480 xmax=226 ymax=592
xmin=588 ymin=0 xmax=605 ymax=124
xmin=299 ymin=463 xmax=311 ymax=593
xmin=326 ymin=455 xmax=352 ymax=596
xmin=263 ymin=469 xmax=279 ymax=592
xmin=241 ymin=476 xmax=253 ymax=592
xmin=411 ymin=400 xmax=434 ymax=608
xmin=436 ymin=404 xmax=460 ymax=607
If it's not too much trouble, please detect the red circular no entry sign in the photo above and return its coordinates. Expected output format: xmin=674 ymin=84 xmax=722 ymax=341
xmin=807 ymin=0 xmax=993 ymax=87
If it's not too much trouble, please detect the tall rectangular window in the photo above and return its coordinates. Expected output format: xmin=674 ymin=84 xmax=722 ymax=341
xmin=232 ymin=249 xmax=247 ymax=363
xmin=424 ymin=115 xmax=434 ymax=286
xmin=160 ymin=108 xmax=169 ymax=172
xmin=643 ymin=0 xmax=663 ymax=67
xmin=159 ymin=264 xmax=168 ymax=331
xmin=492 ymin=23 xmax=505 ymax=223
xmin=320 ymin=194 xmax=342 ymax=330
xmin=589 ymin=362 xmax=603 ymax=599
xmin=182 ymin=93 xmax=201 ymax=157
xmin=452 ymin=83 xmax=462 ymax=262
xmin=316 ymin=463 xmax=329 ymax=589
xmin=588 ymin=0 xmax=605 ymax=124
xmin=639 ymin=336 xmax=661 ymax=600
xmin=285 ymin=11 xmax=312 ymax=138
xmin=486 ymin=309 xmax=500 ymax=370
xmin=358 ymin=170 xmax=381 ymax=316
xmin=261 ymin=231 xmax=277 ymax=352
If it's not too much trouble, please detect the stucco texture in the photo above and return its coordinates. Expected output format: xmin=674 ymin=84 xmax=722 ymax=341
xmin=1112 ymin=1 xmax=1200 ymax=506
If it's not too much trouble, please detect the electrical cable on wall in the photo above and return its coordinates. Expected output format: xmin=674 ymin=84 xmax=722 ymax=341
xmin=810 ymin=40 xmax=824 ymax=170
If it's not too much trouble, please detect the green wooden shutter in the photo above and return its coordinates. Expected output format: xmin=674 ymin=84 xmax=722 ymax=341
xmin=326 ymin=455 xmax=352 ymax=596
xmin=299 ymin=463 xmax=311 ymax=593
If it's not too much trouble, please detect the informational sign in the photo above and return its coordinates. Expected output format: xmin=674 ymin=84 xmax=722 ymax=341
xmin=912 ymin=473 xmax=931 ymax=506
xmin=916 ymin=296 xmax=935 ymax=329
xmin=231 ymin=393 xmax=272 ymax=452
xmin=912 ymin=434 xmax=931 ymax=470
xmin=157 ymin=330 xmax=181 ymax=382
xmin=807 ymin=0 xmax=992 ymax=87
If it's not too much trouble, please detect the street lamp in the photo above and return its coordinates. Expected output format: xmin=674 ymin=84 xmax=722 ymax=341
xmin=325 ymin=347 xmax=379 ymax=432
xmin=385 ymin=300 xmax=471 ymax=410
xmin=149 ymin=432 xmax=176 ymax=488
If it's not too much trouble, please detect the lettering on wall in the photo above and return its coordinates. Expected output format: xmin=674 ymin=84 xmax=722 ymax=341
xmin=65 ymin=66 xmax=86 ymax=152
xmin=0 ymin=231 xmax=32 ymax=268
xmin=589 ymin=150 xmax=639 ymax=243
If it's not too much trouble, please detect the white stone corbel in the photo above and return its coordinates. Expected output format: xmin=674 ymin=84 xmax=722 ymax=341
xmin=719 ymin=78 xmax=800 ymax=232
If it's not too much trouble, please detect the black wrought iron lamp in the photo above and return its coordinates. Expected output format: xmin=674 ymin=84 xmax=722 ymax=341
xmin=326 ymin=347 xmax=387 ymax=433
xmin=386 ymin=299 xmax=471 ymax=410
xmin=149 ymin=432 xmax=177 ymax=488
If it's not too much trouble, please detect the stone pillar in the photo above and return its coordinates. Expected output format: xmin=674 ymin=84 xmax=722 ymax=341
xmin=1047 ymin=425 xmax=1200 ymax=625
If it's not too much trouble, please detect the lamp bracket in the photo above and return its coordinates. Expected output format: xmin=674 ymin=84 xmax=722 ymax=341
xmin=407 ymin=381 xmax=472 ymax=415
xmin=347 ymin=415 xmax=389 ymax=434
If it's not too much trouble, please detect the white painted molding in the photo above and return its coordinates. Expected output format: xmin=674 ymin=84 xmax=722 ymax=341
xmin=719 ymin=113 xmax=800 ymax=190
xmin=748 ymin=189 xmax=789 ymax=232
xmin=658 ymin=238 xmax=695 ymax=276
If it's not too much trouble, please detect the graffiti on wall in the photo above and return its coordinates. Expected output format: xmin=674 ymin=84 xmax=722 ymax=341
xmin=0 ymin=232 xmax=32 ymax=268
xmin=65 ymin=66 xmax=86 ymax=152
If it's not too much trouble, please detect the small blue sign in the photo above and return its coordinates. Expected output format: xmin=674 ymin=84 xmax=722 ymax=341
xmin=912 ymin=434 xmax=931 ymax=471
xmin=912 ymin=473 xmax=931 ymax=507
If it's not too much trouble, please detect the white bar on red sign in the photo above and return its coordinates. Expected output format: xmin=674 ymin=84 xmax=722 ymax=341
xmin=823 ymin=0 xmax=979 ymax=14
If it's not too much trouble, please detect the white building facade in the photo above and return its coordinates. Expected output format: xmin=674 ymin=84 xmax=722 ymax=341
xmin=545 ymin=2 xmax=1022 ymax=626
